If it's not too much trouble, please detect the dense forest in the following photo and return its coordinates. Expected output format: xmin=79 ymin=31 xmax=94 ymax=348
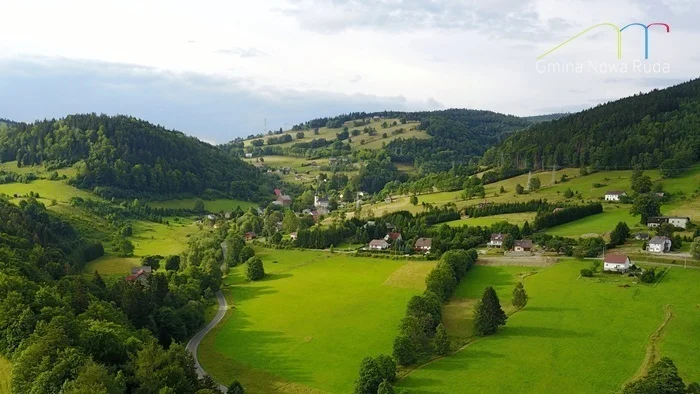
xmin=0 ymin=197 xmax=226 ymax=393
xmin=483 ymin=78 xmax=700 ymax=170
xmin=0 ymin=114 xmax=273 ymax=200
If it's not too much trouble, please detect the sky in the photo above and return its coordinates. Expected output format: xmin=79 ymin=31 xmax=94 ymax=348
xmin=0 ymin=0 xmax=698 ymax=143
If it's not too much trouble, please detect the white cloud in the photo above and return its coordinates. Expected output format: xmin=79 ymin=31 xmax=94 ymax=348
xmin=0 ymin=0 xmax=697 ymax=140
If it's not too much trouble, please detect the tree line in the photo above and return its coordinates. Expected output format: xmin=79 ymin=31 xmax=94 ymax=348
xmin=533 ymin=203 xmax=603 ymax=231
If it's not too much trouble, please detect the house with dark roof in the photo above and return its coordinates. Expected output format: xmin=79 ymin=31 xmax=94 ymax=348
xmin=604 ymin=191 xmax=627 ymax=201
xmin=513 ymin=239 xmax=533 ymax=252
xmin=604 ymin=254 xmax=630 ymax=272
xmin=314 ymin=195 xmax=330 ymax=209
xmin=647 ymin=216 xmax=691 ymax=229
xmin=274 ymin=195 xmax=292 ymax=206
xmin=488 ymin=233 xmax=504 ymax=248
xmin=647 ymin=236 xmax=672 ymax=253
xmin=414 ymin=238 xmax=432 ymax=253
xmin=633 ymin=232 xmax=649 ymax=241
xmin=245 ymin=231 xmax=257 ymax=240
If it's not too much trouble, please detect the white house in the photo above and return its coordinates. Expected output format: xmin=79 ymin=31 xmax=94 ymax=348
xmin=647 ymin=236 xmax=672 ymax=253
xmin=244 ymin=153 xmax=253 ymax=158
xmin=369 ymin=239 xmax=389 ymax=250
xmin=314 ymin=195 xmax=330 ymax=209
xmin=603 ymin=254 xmax=631 ymax=272
xmin=488 ymin=233 xmax=504 ymax=248
xmin=604 ymin=191 xmax=627 ymax=201
xmin=647 ymin=216 xmax=691 ymax=229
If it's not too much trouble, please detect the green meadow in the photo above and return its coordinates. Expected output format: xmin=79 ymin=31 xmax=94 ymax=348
xmin=0 ymin=356 xmax=10 ymax=394
xmin=544 ymin=205 xmax=643 ymax=238
xmin=396 ymin=261 xmax=700 ymax=393
xmin=442 ymin=212 xmax=537 ymax=228
xmin=149 ymin=198 xmax=257 ymax=212
xmin=199 ymin=249 xmax=436 ymax=393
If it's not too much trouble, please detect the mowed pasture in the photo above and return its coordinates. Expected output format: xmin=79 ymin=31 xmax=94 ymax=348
xmin=0 ymin=160 xmax=77 ymax=178
xmin=367 ymin=166 xmax=699 ymax=236
xmin=396 ymin=261 xmax=700 ymax=393
xmin=199 ymin=249 xmax=436 ymax=393
xmin=0 ymin=356 xmax=10 ymax=394
xmin=0 ymin=178 xmax=200 ymax=277
xmin=441 ymin=212 xmax=537 ymax=228
xmin=242 ymin=118 xmax=425 ymax=150
xmin=149 ymin=198 xmax=257 ymax=213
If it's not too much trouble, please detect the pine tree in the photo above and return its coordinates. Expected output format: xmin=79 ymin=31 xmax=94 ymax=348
xmin=434 ymin=323 xmax=450 ymax=355
xmin=512 ymin=282 xmax=528 ymax=309
xmin=474 ymin=287 xmax=507 ymax=336
xmin=228 ymin=380 xmax=244 ymax=394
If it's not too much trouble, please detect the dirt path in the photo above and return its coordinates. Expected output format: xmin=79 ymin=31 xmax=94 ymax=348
xmin=186 ymin=290 xmax=229 ymax=392
xmin=623 ymin=304 xmax=675 ymax=388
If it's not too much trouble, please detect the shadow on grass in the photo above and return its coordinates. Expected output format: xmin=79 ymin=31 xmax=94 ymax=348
xmin=500 ymin=325 xmax=589 ymax=339
xmin=524 ymin=306 xmax=580 ymax=312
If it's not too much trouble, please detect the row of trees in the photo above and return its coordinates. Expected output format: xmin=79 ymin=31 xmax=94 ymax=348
xmin=533 ymin=203 xmax=603 ymax=230
xmin=464 ymin=199 xmax=551 ymax=218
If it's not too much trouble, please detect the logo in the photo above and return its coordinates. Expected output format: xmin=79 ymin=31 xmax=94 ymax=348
xmin=538 ymin=22 xmax=671 ymax=60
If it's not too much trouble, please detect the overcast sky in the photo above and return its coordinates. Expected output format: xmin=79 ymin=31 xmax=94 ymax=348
xmin=0 ymin=0 xmax=698 ymax=143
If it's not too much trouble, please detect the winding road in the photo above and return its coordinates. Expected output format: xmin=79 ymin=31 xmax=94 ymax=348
xmin=186 ymin=290 xmax=228 ymax=392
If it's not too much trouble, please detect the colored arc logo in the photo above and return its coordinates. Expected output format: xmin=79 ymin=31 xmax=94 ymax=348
xmin=537 ymin=22 xmax=670 ymax=60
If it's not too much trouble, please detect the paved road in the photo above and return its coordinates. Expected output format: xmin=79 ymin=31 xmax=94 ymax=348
xmin=186 ymin=290 xmax=228 ymax=392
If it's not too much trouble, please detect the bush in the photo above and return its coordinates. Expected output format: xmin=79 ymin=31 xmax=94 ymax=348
xmin=246 ymin=258 xmax=265 ymax=281
xmin=580 ymin=268 xmax=593 ymax=277
xmin=640 ymin=268 xmax=657 ymax=283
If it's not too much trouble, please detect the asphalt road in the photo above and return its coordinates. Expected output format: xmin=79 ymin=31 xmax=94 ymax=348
xmin=186 ymin=290 xmax=228 ymax=392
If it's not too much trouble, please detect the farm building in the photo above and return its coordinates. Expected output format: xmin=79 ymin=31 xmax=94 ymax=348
xmin=414 ymin=238 xmax=432 ymax=253
xmin=646 ymin=216 xmax=691 ymax=229
xmin=274 ymin=195 xmax=292 ymax=206
xmin=369 ymin=239 xmax=390 ymax=250
xmin=385 ymin=232 xmax=403 ymax=242
xmin=647 ymin=236 xmax=672 ymax=253
xmin=603 ymin=254 xmax=631 ymax=272
xmin=127 ymin=266 xmax=152 ymax=284
xmin=488 ymin=233 xmax=504 ymax=248
xmin=604 ymin=191 xmax=627 ymax=201
xmin=513 ymin=239 xmax=533 ymax=252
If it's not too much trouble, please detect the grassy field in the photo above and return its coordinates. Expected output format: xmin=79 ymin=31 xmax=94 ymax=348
xmin=0 ymin=179 xmax=94 ymax=203
xmin=243 ymin=155 xmax=359 ymax=186
xmin=199 ymin=248 xmax=436 ymax=393
xmin=442 ymin=212 xmax=537 ymax=228
xmin=149 ymin=198 xmax=257 ymax=212
xmin=544 ymin=205 xmax=644 ymax=238
xmin=0 ymin=356 xmax=10 ymax=394
xmin=362 ymin=166 xmax=699 ymax=236
xmin=0 ymin=160 xmax=77 ymax=178
xmin=396 ymin=261 xmax=700 ymax=393
xmin=242 ymin=118 xmax=425 ymax=151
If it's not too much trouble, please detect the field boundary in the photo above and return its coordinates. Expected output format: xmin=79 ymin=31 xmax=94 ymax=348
xmin=622 ymin=304 xmax=675 ymax=388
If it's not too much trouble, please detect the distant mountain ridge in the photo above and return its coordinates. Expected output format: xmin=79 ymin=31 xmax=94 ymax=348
xmin=0 ymin=114 xmax=272 ymax=201
xmin=483 ymin=78 xmax=700 ymax=171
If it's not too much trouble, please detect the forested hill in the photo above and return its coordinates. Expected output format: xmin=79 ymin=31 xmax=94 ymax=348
xmin=0 ymin=118 xmax=18 ymax=127
xmin=284 ymin=109 xmax=553 ymax=173
xmin=0 ymin=114 xmax=271 ymax=200
xmin=385 ymin=109 xmax=535 ymax=173
xmin=482 ymin=78 xmax=700 ymax=171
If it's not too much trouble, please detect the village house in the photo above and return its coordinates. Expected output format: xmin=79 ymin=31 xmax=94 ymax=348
xmin=604 ymin=191 xmax=627 ymax=201
xmin=274 ymin=189 xmax=282 ymax=196
xmin=385 ymin=223 xmax=395 ymax=231
xmin=274 ymin=194 xmax=292 ymax=206
xmin=647 ymin=236 xmax=672 ymax=253
xmin=245 ymin=153 xmax=253 ymax=158
xmin=290 ymin=232 xmax=297 ymax=241
xmin=314 ymin=195 xmax=330 ymax=209
xmin=513 ymin=239 xmax=533 ymax=252
xmin=385 ymin=232 xmax=403 ymax=243
xmin=127 ymin=266 xmax=152 ymax=284
xmin=414 ymin=238 xmax=432 ymax=253
xmin=369 ymin=239 xmax=390 ymax=250
xmin=647 ymin=216 xmax=691 ymax=229
xmin=603 ymin=254 xmax=631 ymax=272
xmin=553 ymin=207 xmax=565 ymax=213
xmin=245 ymin=231 xmax=257 ymax=241
xmin=488 ymin=233 xmax=504 ymax=248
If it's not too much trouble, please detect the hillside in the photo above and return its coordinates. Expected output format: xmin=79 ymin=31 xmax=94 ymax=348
xmin=0 ymin=114 xmax=272 ymax=201
xmin=483 ymin=78 xmax=700 ymax=171
xmin=226 ymin=109 xmax=559 ymax=175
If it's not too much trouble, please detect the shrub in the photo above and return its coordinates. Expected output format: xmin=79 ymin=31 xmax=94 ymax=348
xmin=580 ymin=269 xmax=593 ymax=277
